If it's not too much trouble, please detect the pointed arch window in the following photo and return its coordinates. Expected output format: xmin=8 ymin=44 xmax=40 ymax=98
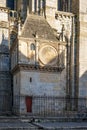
xmin=30 ymin=43 xmax=35 ymax=50
xmin=58 ymin=0 xmax=72 ymax=12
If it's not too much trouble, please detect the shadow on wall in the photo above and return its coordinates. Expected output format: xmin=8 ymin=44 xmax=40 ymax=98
xmin=0 ymin=33 xmax=9 ymax=71
xmin=0 ymin=33 xmax=11 ymax=114
xmin=0 ymin=33 xmax=8 ymax=46
xmin=79 ymin=71 xmax=87 ymax=97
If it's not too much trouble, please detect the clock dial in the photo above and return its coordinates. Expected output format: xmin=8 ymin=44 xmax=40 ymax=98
xmin=39 ymin=45 xmax=58 ymax=66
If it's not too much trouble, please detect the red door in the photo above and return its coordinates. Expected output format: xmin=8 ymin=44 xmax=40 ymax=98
xmin=25 ymin=96 xmax=32 ymax=112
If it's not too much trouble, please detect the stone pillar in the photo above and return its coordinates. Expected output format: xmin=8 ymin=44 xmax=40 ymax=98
xmin=68 ymin=0 xmax=71 ymax=12
xmin=40 ymin=0 xmax=43 ymax=15
xmin=37 ymin=0 xmax=39 ymax=12
xmin=27 ymin=0 xmax=29 ymax=15
xmin=66 ymin=44 xmax=71 ymax=110
xmin=35 ymin=41 xmax=39 ymax=65
xmin=32 ymin=0 xmax=34 ymax=12
xmin=35 ymin=34 xmax=39 ymax=65
xmin=71 ymin=16 xmax=77 ymax=110
xmin=65 ymin=15 xmax=76 ymax=111
xmin=18 ymin=19 xmax=22 ymax=36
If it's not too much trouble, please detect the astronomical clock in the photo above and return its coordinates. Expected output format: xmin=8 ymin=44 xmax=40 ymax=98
xmin=39 ymin=44 xmax=58 ymax=66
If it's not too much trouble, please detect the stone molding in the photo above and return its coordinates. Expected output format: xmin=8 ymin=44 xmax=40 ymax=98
xmin=11 ymin=64 xmax=65 ymax=74
xmin=0 ymin=21 xmax=9 ymax=28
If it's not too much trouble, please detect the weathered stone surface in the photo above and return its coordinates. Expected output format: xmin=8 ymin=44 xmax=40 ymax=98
xmin=21 ymin=14 xmax=58 ymax=41
xmin=79 ymin=1 xmax=87 ymax=98
xmin=20 ymin=71 xmax=66 ymax=96
xmin=0 ymin=0 xmax=6 ymax=7
xmin=0 ymin=53 xmax=10 ymax=71
xmin=6 ymin=0 xmax=87 ymax=115
xmin=13 ymin=70 xmax=66 ymax=114
xmin=0 ymin=5 xmax=11 ymax=114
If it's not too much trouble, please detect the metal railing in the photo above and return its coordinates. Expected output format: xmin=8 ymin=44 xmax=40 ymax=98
xmin=13 ymin=96 xmax=87 ymax=118
xmin=0 ymin=94 xmax=12 ymax=115
xmin=0 ymin=94 xmax=87 ymax=118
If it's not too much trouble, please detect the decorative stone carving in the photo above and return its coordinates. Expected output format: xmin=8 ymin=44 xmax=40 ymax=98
xmin=0 ymin=21 xmax=8 ymax=28
xmin=39 ymin=45 xmax=58 ymax=66
xmin=55 ymin=12 xmax=73 ymax=45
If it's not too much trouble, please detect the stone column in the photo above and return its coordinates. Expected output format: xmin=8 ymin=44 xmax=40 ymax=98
xmin=65 ymin=19 xmax=72 ymax=110
xmin=40 ymin=0 xmax=43 ymax=15
xmin=37 ymin=0 xmax=39 ymax=13
xmin=35 ymin=41 xmax=39 ymax=65
xmin=35 ymin=34 xmax=39 ymax=65
xmin=32 ymin=0 xmax=34 ymax=12
xmin=18 ymin=19 xmax=21 ymax=36
xmin=27 ymin=0 xmax=29 ymax=15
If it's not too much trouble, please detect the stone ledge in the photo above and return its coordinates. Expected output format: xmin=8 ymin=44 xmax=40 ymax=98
xmin=11 ymin=64 xmax=65 ymax=74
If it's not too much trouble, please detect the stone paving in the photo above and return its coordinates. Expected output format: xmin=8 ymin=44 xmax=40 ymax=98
xmin=0 ymin=117 xmax=87 ymax=130
xmin=34 ymin=121 xmax=87 ymax=130
xmin=0 ymin=118 xmax=38 ymax=130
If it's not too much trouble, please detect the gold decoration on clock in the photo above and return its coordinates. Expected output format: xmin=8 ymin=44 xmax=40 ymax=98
xmin=39 ymin=45 xmax=58 ymax=66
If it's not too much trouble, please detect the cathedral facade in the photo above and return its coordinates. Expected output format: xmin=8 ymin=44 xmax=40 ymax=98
xmin=0 ymin=0 xmax=87 ymax=115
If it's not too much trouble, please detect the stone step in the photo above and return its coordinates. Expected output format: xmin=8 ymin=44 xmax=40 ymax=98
xmin=0 ymin=117 xmax=87 ymax=130
xmin=34 ymin=122 xmax=87 ymax=130
xmin=0 ymin=120 xmax=38 ymax=130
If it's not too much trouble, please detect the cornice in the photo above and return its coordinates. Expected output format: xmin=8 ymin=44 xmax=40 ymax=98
xmin=11 ymin=64 xmax=65 ymax=74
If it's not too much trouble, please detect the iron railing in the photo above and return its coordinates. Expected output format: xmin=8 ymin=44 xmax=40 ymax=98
xmin=0 ymin=94 xmax=87 ymax=118
xmin=13 ymin=96 xmax=87 ymax=118
xmin=0 ymin=94 xmax=12 ymax=115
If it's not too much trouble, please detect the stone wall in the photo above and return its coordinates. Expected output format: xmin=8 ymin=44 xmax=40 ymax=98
xmin=20 ymin=71 xmax=66 ymax=96
xmin=0 ymin=8 xmax=9 ymax=46
xmin=13 ymin=72 xmax=20 ymax=114
xmin=0 ymin=0 xmax=6 ymax=7
xmin=0 ymin=72 xmax=11 ymax=113
xmin=12 ymin=69 xmax=66 ymax=114
xmin=11 ymin=44 xmax=18 ymax=70
xmin=0 ymin=52 xmax=11 ymax=113
xmin=45 ymin=0 xmax=57 ymax=28
xmin=19 ymin=70 xmax=66 ymax=114
xmin=71 ymin=0 xmax=87 ymax=100
xmin=79 ymin=0 xmax=87 ymax=97
xmin=0 ymin=53 xmax=9 ymax=71
xmin=0 ymin=6 xmax=11 ymax=113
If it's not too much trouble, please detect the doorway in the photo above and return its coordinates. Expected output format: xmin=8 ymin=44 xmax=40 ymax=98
xmin=25 ymin=96 xmax=32 ymax=112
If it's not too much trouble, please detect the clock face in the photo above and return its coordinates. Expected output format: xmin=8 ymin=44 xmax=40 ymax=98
xmin=39 ymin=45 xmax=58 ymax=66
